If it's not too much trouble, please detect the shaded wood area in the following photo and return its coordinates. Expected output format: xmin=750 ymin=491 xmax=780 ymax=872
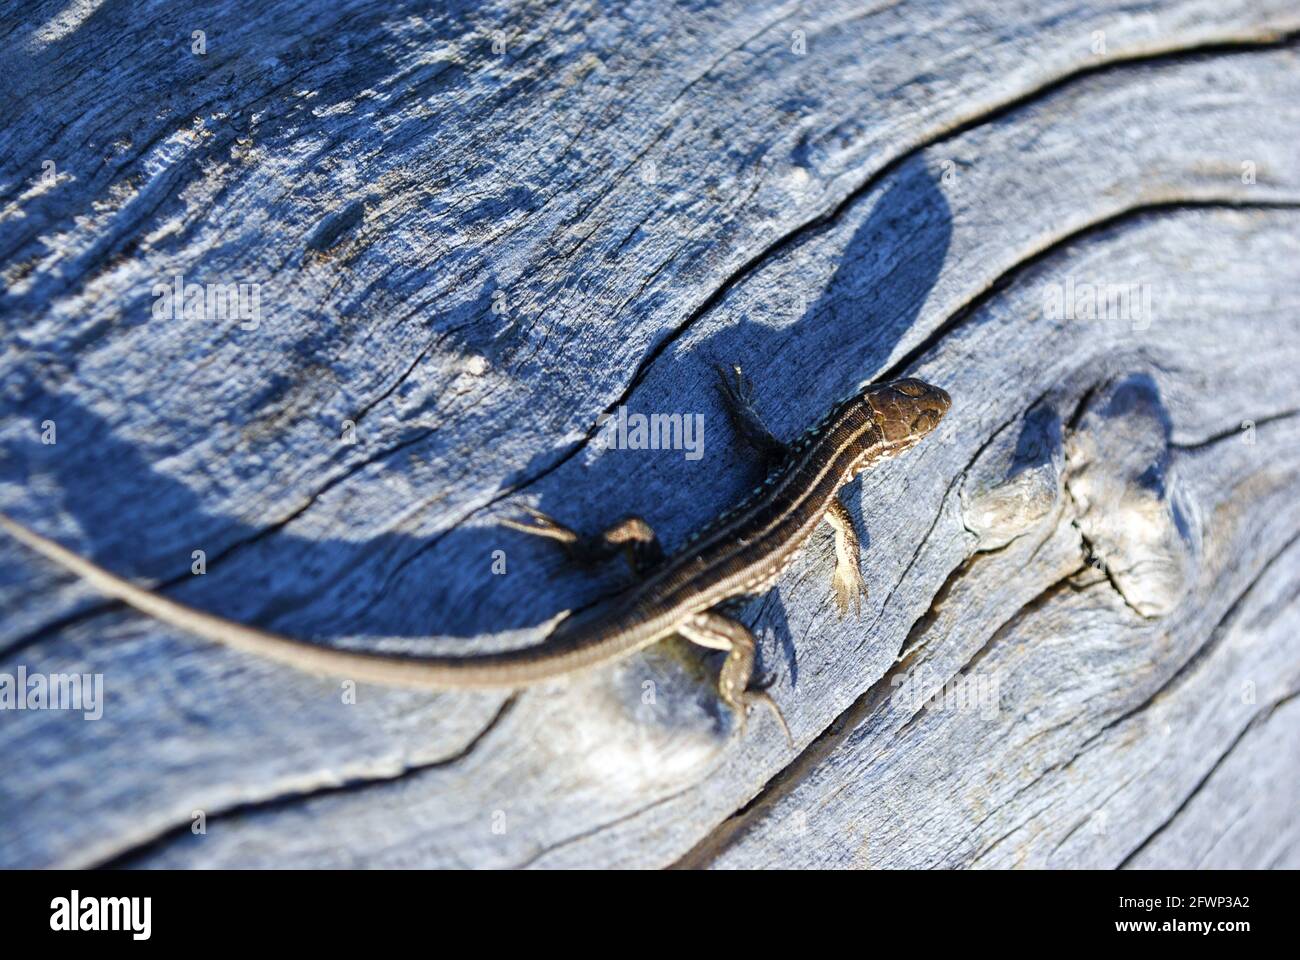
xmin=0 ymin=0 xmax=1297 ymax=868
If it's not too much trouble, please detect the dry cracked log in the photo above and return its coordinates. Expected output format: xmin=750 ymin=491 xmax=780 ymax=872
xmin=1 ymin=0 xmax=1297 ymax=869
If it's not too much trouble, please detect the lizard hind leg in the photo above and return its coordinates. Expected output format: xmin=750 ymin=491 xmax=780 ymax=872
xmin=824 ymin=495 xmax=868 ymax=617
xmin=678 ymin=610 xmax=793 ymax=747
xmin=502 ymin=508 xmax=664 ymax=576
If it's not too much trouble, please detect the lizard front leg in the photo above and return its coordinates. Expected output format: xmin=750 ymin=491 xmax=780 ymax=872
xmin=678 ymin=610 xmax=792 ymax=746
xmin=503 ymin=509 xmax=665 ymax=576
xmin=714 ymin=363 xmax=787 ymax=468
xmin=824 ymin=495 xmax=867 ymax=617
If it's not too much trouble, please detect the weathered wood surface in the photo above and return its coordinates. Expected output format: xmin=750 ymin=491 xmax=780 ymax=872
xmin=0 ymin=0 xmax=1297 ymax=868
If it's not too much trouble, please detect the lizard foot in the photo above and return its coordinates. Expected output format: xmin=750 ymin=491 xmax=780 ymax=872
xmin=714 ymin=362 xmax=755 ymax=408
xmin=731 ymin=691 xmax=793 ymax=749
xmin=500 ymin=506 xmax=580 ymax=546
xmin=713 ymin=363 xmax=788 ymax=466
xmin=831 ymin=557 xmax=868 ymax=618
xmin=503 ymin=508 xmax=663 ymax=574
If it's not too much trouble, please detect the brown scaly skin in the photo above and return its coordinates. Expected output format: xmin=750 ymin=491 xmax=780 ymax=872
xmin=0 ymin=369 xmax=950 ymax=745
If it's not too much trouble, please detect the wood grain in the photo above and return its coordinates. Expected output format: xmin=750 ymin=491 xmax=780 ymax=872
xmin=0 ymin=0 xmax=1296 ymax=868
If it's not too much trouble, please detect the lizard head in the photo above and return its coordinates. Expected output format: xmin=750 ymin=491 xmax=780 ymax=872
xmin=862 ymin=377 xmax=951 ymax=451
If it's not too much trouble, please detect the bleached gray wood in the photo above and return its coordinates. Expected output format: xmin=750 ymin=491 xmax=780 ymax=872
xmin=1 ymin=0 xmax=1297 ymax=868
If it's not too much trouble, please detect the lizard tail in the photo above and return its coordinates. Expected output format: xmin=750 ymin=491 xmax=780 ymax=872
xmin=0 ymin=512 xmax=576 ymax=691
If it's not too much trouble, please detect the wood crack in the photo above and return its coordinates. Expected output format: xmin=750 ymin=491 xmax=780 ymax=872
xmin=1116 ymin=687 xmax=1300 ymax=869
xmin=90 ymin=693 xmax=519 ymax=870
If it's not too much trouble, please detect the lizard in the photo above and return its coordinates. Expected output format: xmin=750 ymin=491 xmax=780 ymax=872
xmin=0 ymin=368 xmax=950 ymax=743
